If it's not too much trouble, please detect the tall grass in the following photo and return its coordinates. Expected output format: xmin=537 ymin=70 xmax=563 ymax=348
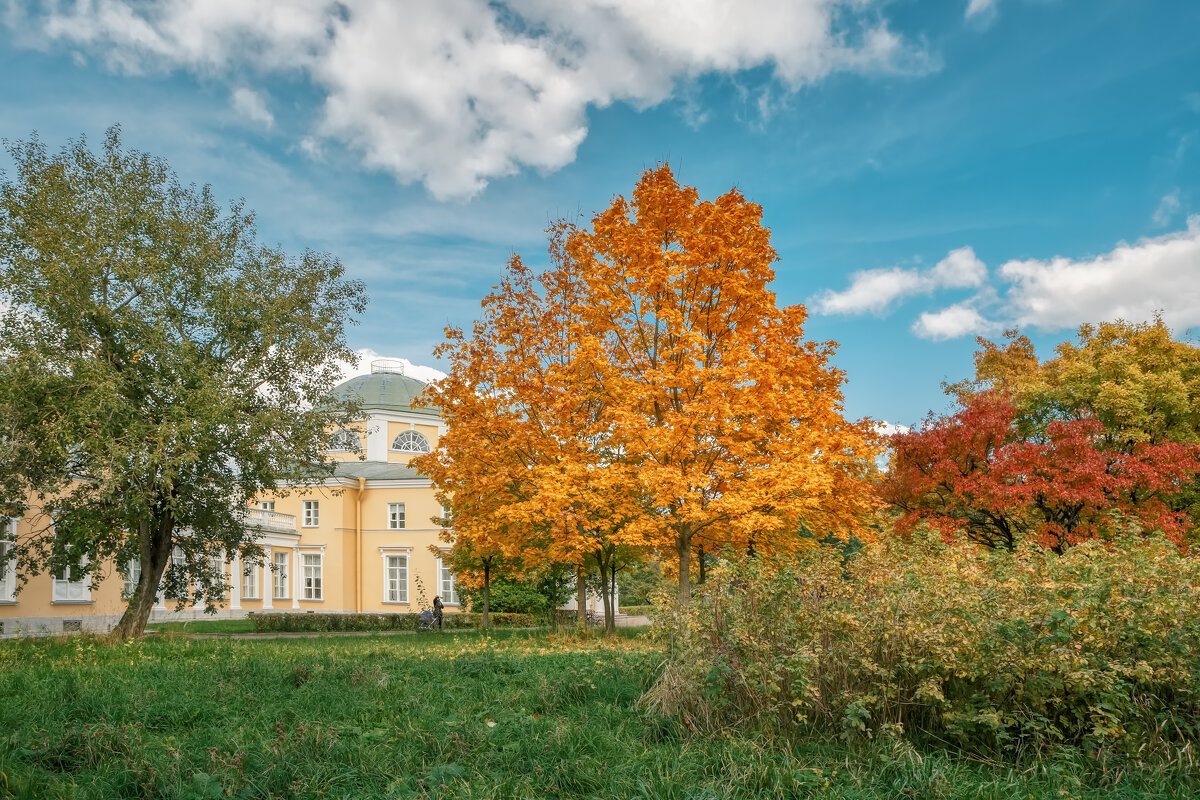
xmin=0 ymin=627 xmax=1196 ymax=798
xmin=645 ymin=532 xmax=1200 ymax=766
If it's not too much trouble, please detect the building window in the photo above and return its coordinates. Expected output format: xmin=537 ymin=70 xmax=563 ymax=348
xmin=242 ymin=561 xmax=259 ymax=599
xmin=388 ymin=503 xmax=406 ymax=529
xmin=164 ymin=545 xmax=188 ymax=600
xmin=258 ymin=500 xmax=275 ymax=512
xmin=273 ymin=551 xmax=289 ymax=599
xmin=384 ymin=554 xmax=408 ymax=603
xmin=302 ymin=553 xmax=323 ymax=600
xmin=0 ymin=518 xmax=16 ymax=602
xmin=328 ymin=428 xmax=360 ymax=452
xmin=208 ymin=552 xmax=227 ymax=598
xmin=52 ymin=558 xmax=88 ymax=601
xmin=437 ymin=557 xmax=459 ymax=605
xmin=302 ymin=500 xmax=319 ymax=528
xmin=51 ymin=522 xmax=89 ymax=603
xmin=122 ymin=558 xmax=142 ymax=600
xmin=390 ymin=430 xmax=431 ymax=454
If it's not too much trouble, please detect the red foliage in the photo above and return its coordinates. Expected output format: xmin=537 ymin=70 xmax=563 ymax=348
xmin=881 ymin=394 xmax=1200 ymax=551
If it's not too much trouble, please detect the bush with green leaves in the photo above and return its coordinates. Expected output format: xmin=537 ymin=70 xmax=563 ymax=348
xmin=646 ymin=533 xmax=1200 ymax=758
xmin=456 ymin=579 xmax=551 ymax=616
xmin=250 ymin=612 xmax=535 ymax=633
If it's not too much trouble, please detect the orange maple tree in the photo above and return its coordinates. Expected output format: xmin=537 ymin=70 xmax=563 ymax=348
xmin=417 ymin=165 xmax=880 ymax=605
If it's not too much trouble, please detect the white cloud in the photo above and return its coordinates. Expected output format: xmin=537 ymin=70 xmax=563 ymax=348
xmin=912 ymin=302 xmax=998 ymax=340
xmin=813 ymin=246 xmax=986 ymax=315
xmin=876 ymin=420 xmax=910 ymax=437
xmin=1152 ymin=190 xmax=1181 ymax=226
xmin=997 ymin=216 xmax=1200 ymax=333
xmin=231 ymin=87 xmax=274 ymax=129
xmin=928 ymin=246 xmax=987 ymax=288
xmin=336 ymin=349 xmax=447 ymax=386
xmin=965 ymin=0 xmax=998 ymax=19
xmin=16 ymin=0 xmax=932 ymax=200
xmin=813 ymin=267 xmax=925 ymax=315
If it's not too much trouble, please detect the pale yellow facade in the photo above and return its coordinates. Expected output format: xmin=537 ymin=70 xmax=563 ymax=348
xmin=0 ymin=363 xmax=460 ymax=636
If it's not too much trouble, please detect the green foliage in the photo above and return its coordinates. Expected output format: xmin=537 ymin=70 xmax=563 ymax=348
xmin=249 ymin=612 xmax=535 ymax=633
xmin=614 ymin=558 xmax=665 ymax=606
xmin=0 ymin=127 xmax=366 ymax=637
xmin=145 ymin=618 xmax=258 ymax=635
xmin=618 ymin=605 xmax=655 ymax=617
xmin=649 ymin=533 xmax=1200 ymax=758
xmin=457 ymin=579 xmax=549 ymax=616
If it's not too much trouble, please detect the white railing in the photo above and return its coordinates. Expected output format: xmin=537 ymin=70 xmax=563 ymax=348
xmin=371 ymin=358 xmax=406 ymax=375
xmin=240 ymin=508 xmax=297 ymax=531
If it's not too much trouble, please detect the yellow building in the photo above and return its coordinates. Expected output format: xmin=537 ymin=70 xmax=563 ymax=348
xmin=0 ymin=360 xmax=458 ymax=636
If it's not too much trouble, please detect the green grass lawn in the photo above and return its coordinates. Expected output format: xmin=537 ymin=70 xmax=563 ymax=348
xmin=0 ymin=630 xmax=1194 ymax=799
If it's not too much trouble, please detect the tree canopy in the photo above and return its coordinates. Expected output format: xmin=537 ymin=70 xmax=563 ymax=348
xmin=884 ymin=320 xmax=1200 ymax=550
xmin=415 ymin=165 xmax=880 ymax=604
xmin=0 ymin=127 xmax=367 ymax=638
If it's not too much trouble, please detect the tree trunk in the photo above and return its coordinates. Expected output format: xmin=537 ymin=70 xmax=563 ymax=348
xmin=112 ymin=516 xmax=173 ymax=640
xmin=593 ymin=549 xmax=614 ymax=634
xmin=481 ymin=558 xmax=491 ymax=630
xmin=697 ymin=544 xmax=706 ymax=584
xmin=608 ymin=562 xmax=618 ymax=634
xmin=576 ymin=563 xmax=588 ymax=626
xmin=677 ymin=526 xmax=692 ymax=604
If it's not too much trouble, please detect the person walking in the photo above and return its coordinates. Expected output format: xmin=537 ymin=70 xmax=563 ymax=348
xmin=432 ymin=594 xmax=444 ymax=631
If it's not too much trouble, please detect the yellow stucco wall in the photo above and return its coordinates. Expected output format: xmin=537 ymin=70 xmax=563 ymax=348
xmin=1 ymin=478 xmax=458 ymax=635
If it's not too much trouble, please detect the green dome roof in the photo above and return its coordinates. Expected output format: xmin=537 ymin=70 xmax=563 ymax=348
xmin=329 ymin=366 xmax=440 ymax=417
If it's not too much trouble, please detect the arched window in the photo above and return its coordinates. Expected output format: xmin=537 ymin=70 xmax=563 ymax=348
xmin=328 ymin=429 xmax=361 ymax=452
xmin=391 ymin=430 xmax=431 ymax=454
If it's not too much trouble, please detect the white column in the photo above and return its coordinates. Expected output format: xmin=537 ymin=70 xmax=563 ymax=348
xmin=262 ymin=547 xmax=274 ymax=610
xmin=292 ymin=547 xmax=301 ymax=608
xmin=231 ymin=551 xmax=242 ymax=610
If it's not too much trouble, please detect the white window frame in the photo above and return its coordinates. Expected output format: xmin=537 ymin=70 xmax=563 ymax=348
xmin=328 ymin=428 xmax=360 ymax=452
xmin=302 ymin=500 xmax=319 ymax=528
xmin=51 ymin=520 xmax=90 ymax=603
xmin=208 ymin=552 xmax=227 ymax=599
xmin=390 ymin=430 xmax=431 ymax=454
xmin=383 ymin=553 xmax=409 ymax=604
xmin=301 ymin=552 xmax=323 ymax=600
xmin=0 ymin=517 xmax=16 ymax=603
xmin=242 ymin=561 xmax=260 ymax=599
xmin=257 ymin=500 xmax=275 ymax=512
xmin=437 ymin=555 xmax=460 ymax=606
xmin=164 ymin=545 xmax=188 ymax=600
xmin=122 ymin=558 xmax=142 ymax=600
xmin=387 ymin=502 xmax=406 ymax=530
xmin=273 ymin=551 xmax=289 ymax=599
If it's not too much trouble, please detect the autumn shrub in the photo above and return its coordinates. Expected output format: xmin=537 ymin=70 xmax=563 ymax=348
xmin=250 ymin=611 xmax=535 ymax=633
xmin=645 ymin=533 xmax=1200 ymax=757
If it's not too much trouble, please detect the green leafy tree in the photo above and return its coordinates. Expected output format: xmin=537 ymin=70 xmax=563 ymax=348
xmin=0 ymin=128 xmax=367 ymax=639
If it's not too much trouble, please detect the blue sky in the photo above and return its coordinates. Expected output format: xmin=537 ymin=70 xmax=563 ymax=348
xmin=2 ymin=0 xmax=1198 ymax=430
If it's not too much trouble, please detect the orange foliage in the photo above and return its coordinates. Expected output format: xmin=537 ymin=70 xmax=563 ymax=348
xmin=415 ymin=166 xmax=880 ymax=601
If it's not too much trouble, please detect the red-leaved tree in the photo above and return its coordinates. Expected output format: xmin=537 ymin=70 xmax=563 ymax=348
xmin=882 ymin=394 xmax=1200 ymax=551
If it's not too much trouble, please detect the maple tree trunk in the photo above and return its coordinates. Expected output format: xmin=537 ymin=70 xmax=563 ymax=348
xmin=697 ymin=544 xmax=706 ymax=584
xmin=677 ymin=526 xmax=692 ymax=605
xmin=609 ymin=562 xmax=618 ymax=634
xmin=576 ymin=563 xmax=587 ymax=626
xmin=481 ymin=559 xmax=491 ymax=630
